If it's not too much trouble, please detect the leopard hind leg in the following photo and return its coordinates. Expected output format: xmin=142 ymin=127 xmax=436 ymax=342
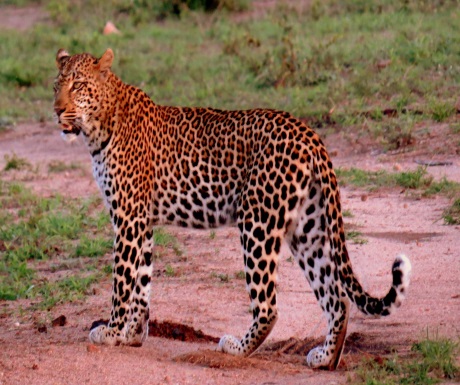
xmin=290 ymin=180 xmax=350 ymax=370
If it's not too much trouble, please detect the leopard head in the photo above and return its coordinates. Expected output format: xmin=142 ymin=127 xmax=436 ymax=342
xmin=53 ymin=48 xmax=114 ymax=142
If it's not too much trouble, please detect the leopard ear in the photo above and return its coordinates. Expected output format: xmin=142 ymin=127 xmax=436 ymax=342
xmin=56 ymin=49 xmax=70 ymax=70
xmin=97 ymin=48 xmax=114 ymax=80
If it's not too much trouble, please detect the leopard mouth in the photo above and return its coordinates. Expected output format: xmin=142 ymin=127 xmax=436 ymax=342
xmin=60 ymin=123 xmax=81 ymax=136
xmin=60 ymin=122 xmax=81 ymax=142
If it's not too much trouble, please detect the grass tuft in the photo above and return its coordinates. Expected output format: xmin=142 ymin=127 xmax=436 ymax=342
xmin=430 ymin=100 xmax=456 ymax=123
xmin=394 ymin=168 xmax=432 ymax=190
xmin=411 ymin=336 xmax=459 ymax=380
xmin=336 ymin=167 xmax=460 ymax=224
xmin=35 ymin=274 xmax=100 ymax=310
xmin=0 ymin=181 xmax=111 ymax=307
xmin=343 ymin=209 xmax=354 ymax=218
xmin=346 ymin=230 xmax=368 ymax=245
xmin=3 ymin=153 xmax=31 ymax=171
xmin=74 ymin=236 xmax=113 ymax=258
xmin=154 ymin=227 xmax=183 ymax=256
xmin=234 ymin=270 xmax=245 ymax=279
xmin=442 ymin=199 xmax=460 ymax=225
xmin=335 ymin=167 xmax=451 ymax=193
xmin=336 ymin=168 xmax=392 ymax=189
xmin=354 ymin=334 xmax=459 ymax=385
xmin=423 ymin=177 xmax=460 ymax=198
xmin=164 ymin=264 xmax=176 ymax=277
xmin=48 ymin=160 xmax=83 ymax=173
xmin=0 ymin=116 xmax=15 ymax=132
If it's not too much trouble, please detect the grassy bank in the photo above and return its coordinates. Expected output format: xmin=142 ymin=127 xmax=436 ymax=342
xmin=0 ymin=0 xmax=459 ymax=139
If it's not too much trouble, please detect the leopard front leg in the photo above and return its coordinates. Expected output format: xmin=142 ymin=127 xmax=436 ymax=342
xmin=125 ymin=228 xmax=154 ymax=345
xmin=89 ymin=220 xmax=153 ymax=346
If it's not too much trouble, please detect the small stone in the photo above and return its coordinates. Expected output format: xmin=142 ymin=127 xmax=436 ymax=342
xmin=329 ymin=150 xmax=338 ymax=157
xmin=103 ymin=21 xmax=120 ymax=35
xmin=87 ymin=344 xmax=100 ymax=353
xmin=376 ymin=59 xmax=392 ymax=69
xmin=361 ymin=194 xmax=368 ymax=202
xmin=52 ymin=315 xmax=67 ymax=327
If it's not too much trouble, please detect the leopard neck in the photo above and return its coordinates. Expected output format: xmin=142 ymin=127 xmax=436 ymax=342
xmin=86 ymin=73 xmax=123 ymax=157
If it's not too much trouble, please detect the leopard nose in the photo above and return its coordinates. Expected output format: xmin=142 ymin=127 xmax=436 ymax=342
xmin=54 ymin=107 xmax=65 ymax=117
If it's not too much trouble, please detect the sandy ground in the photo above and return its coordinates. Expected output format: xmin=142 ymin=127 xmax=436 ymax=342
xmin=0 ymin=120 xmax=459 ymax=385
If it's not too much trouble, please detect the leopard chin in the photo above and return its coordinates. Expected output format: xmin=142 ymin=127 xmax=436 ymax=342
xmin=60 ymin=126 xmax=81 ymax=143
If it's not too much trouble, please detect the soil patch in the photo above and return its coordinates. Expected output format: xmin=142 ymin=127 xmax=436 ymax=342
xmin=87 ymin=318 xmax=220 ymax=343
xmin=149 ymin=319 xmax=220 ymax=343
xmin=172 ymin=330 xmax=406 ymax=371
xmin=365 ymin=231 xmax=442 ymax=243
xmin=82 ymin=317 xmax=406 ymax=371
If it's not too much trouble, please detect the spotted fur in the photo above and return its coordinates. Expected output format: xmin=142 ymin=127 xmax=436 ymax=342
xmin=53 ymin=49 xmax=411 ymax=369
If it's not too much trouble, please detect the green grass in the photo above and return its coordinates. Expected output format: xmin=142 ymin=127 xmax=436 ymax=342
xmin=35 ymin=273 xmax=101 ymax=310
xmin=355 ymin=334 xmax=459 ymax=385
xmin=394 ymin=168 xmax=432 ymax=190
xmin=0 ymin=179 xmax=112 ymax=307
xmin=336 ymin=167 xmax=460 ymax=223
xmin=3 ymin=153 xmax=31 ymax=171
xmin=365 ymin=114 xmax=418 ymax=151
xmin=0 ymin=0 xmax=459 ymax=144
xmin=335 ymin=167 xmax=460 ymax=222
xmin=335 ymin=167 xmax=418 ymax=190
xmin=164 ymin=264 xmax=176 ymax=277
xmin=423 ymin=177 xmax=460 ymax=198
xmin=429 ymin=100 xmax=457 ymax=123
xmin=346 ymin=230 xmax=368 ymax=245
xmin=73 ymin=236 xmax=113 ymax=258
xmin=211 ymin=272 xmax=230 ymax=282
xmin=234 ymin=270 xmax=245 ymax=280
xmin=47 ymin=160 xmax=83 ymax=173
xmin=343 ymin=209 xmax=354 ymax=218
xmin=336 ymin=167 xmax=460 ymax=194
xmin=411 ymin=337 xmax=459 ymax=381
xmin=450 ymin=122 xmax=460 ymax=135
xmin=442 ymin=199 xmax=460 ymax=225
xmin=0 ymin=116 xmax=15 ymax=132
xmin=154 ymin=227 xmax=182 ymax=256
xmin=0 ymin=259 xmax=35 ymax=301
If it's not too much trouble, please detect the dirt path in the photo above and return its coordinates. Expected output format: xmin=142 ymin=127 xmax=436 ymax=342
xmin=0 ymin=122 xmax=459 ymax=385
xmin=0 ymin=4 xmax=48 ymax=31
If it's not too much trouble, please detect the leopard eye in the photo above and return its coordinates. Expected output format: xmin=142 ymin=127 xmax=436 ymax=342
xmin=72 ymin=82 xmax=84 ymax=91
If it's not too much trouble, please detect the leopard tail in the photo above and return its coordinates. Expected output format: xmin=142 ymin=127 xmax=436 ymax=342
xmin=322 ymin=162 xmax=412 ymax=317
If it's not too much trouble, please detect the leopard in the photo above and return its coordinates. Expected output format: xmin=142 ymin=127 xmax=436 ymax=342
xmin=53 ymin=48 xmax=411 ymax=370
